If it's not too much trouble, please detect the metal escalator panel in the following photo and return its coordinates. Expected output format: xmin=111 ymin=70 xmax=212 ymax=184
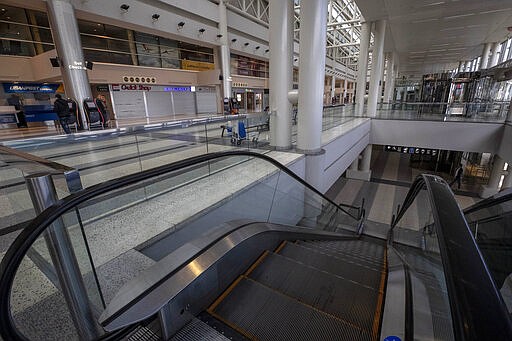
xmin=209 ymin=277 xmax=372 ymax=341
xmin=207 ymin=239 xmax=387 ymax=341
xmin=247 ymin=251 xmax=380 ymax=332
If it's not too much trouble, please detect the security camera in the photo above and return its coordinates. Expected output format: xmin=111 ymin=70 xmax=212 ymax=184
xmin=152 ymin=14 xmax=160 ymax=21
xmin=120 ymin=4 xmax=129 ymax=11
xmin=198 ymin=28 xmax=206 ymax=33
xmin=178 ymin=21 xmax=185 ymax=27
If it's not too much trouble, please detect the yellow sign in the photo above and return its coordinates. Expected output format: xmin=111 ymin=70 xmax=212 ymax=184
xmin=181 ymin=60 xmax=215 ymax=71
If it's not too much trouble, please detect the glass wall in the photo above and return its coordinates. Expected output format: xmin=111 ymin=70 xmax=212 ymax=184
xmin=0 ymin=4 xmax=214 ymax=71
xmin=230 ymin=53 xmax=269 ymax=78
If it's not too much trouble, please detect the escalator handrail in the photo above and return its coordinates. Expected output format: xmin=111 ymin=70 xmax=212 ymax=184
xmin=0 ymin=150 xmax=361 ymax=341
xmin=463 ymin=191 xmax=512 ymax=215
xmin=389 ymin=174 xmax=512 ymax=341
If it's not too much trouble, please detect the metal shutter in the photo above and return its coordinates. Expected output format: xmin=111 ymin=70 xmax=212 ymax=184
xmin=196 ymin=92 xmax=218 ymax=113
xmin=146 ymin=92 xmax=173 ymax=117
xmin=111 ymin=91 xmax=146 ymax=118
xmin=172 ymin=92 xmax=196 ymax=115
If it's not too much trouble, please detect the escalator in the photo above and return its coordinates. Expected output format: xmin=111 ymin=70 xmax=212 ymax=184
xmin=0 ymin=151 xmax=511 ymax=341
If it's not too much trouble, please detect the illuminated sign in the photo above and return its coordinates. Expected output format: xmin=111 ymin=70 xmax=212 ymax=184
xmin=3 ymin=83 xmax=60 ymax=93
xmin=163 ymin=86 xmax=191 ymax=92
xmin=385 ymin=145 xmax=438 ymax=156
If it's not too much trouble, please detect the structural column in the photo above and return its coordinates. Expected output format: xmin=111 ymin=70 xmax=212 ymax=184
xmin=507 ymin=96 xmax=512 ymax=124
xmin=490 ymin=42 xmax=501 ymax=67
xmin=384 ymin=52 xmax=395 ymax=103
xmin=346 ymin=144 xmax=372 ymax=181
xmin=479 ymin=43 xmax=490 ymax=69
xmin=218 ymin=0 xmax=232 ymax=101
xmin=367 ymin=20 xmax=386 ymax=117
xmin=480 ymin=155 xmax=506 ymax=197
xmin=297 ymin=0 xmax=328 ymax=191
xmin=331 ymin=75 xmax=336 ymax=104
xmin=502 ymin=164 xmax=512 ymax=191
xmin=458 ymin=61 xmax=464 ymax=73
xmin=355 ymin=21 xmax=371 ymax=116
xmin=46 ymin=0 xmax=92 ymax=129
xmin=269 ymin=0 xmax=293 ymax=149
xmin=297 ymin=0 xmax=327 ymax=153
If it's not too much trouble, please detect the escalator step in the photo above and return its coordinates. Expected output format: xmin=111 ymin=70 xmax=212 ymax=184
xmin=170 ymin=318 xmax=232 ymax=341
xmin=297 ymin=240 xmax=384 ymax=266
xmin=210 ymin=277 xmax=372 ymax=341
xmin=278 ymin=243 xmax=383 ymax=289
xmin=248 ymin=252 xmax=379 ymax=332
xmin=299 ymin=239 xmax=385 ymax=261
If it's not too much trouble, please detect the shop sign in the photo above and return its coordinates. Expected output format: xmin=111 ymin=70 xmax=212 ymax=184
xmin=96 ymin=84 xmax=109 ymax=92
xmin=111 ymin=84 xmax=152 ymax=91
xmin=181 ymin=60 xmax=215 ymax=71
xmin=3 ymin=83 xmax=60 ymax=93
xmin=385 ymin=145 xmax=438 ymax=156
xmin=163 ymin=86 xmax=191 ymax=92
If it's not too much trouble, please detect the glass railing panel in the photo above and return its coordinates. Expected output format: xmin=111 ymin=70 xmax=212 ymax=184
xmin=393 ymin=188 xmax=436 ymax=250
xmin=391 ymin=182 xmax=454 ymax=340
xmin=10 ymin=238 xmax=79 ymax=340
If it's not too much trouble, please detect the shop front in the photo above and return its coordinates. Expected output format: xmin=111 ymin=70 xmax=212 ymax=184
xmin=232 ymin=86 xmax=265 ymax=113
xmin=108 ymin=84 xmax=218 ymax=121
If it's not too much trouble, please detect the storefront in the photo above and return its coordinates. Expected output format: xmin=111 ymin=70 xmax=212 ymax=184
xmin=108 ymin=84 xmax=218 ymax=120
xmin=232 ymin=85 xmax=266 ymax=113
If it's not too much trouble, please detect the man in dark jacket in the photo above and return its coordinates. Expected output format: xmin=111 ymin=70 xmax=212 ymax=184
xmin=53 ymin=94 xmax=71 ymax=134
xmin=449 ymin=163 xmax=464 ymax=190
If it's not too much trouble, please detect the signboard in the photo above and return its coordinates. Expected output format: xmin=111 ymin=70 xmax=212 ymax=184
xmin=3 ymin=83 xmax=60 ymax=93
xmin=111 ymin=84 xmax=191 ymax=92
xmin=385 ymin=145 xmax=438 ymax=157
xmin=96 ymin=84 xmax=109 ymax=92
xmin=181 ymin=60 xmax=215 ymax=71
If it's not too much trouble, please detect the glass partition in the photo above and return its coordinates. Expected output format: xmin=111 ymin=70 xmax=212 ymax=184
xmin=0 ymin=151 xmax=361 ymax=340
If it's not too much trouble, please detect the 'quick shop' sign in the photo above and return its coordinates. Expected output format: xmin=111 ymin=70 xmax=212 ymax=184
xmin=3 ymin=83 xmax=60 ymax=93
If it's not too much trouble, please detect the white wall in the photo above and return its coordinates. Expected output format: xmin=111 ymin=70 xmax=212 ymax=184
xmin=371 ymin=119 xmax=504 ymax=154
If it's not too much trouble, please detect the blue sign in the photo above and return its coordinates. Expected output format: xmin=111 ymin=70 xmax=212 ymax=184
xmin=383 ymin=336 xmax=402 ymax=341
xmin=3 ymin=83 xmax=60 ymax=93
xmin=163 ymin=86 xmax=191 ymax=92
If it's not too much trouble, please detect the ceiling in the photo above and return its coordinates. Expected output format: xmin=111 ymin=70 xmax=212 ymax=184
xmin=355 ymin=0 xmax=512 ymax=77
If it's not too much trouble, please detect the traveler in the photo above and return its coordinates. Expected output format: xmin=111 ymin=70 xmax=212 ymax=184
xmin=95 ymin=95 xmax=109 ymax=127
xmin=53 ymin=94 xmax=71 ymax=134
xmin=449 ymin=163 xmax=464 ymax=190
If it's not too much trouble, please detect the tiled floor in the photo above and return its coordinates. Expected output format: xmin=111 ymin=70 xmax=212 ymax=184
xmin=325 ymin=146 xmax=480 ymax=237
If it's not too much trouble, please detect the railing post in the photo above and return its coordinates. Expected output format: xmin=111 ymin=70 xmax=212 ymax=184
xmin=25 ymin=173 xmax=102 ymax=340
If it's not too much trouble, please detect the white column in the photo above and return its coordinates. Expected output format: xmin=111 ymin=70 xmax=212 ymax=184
xmin=384 ymin=52 xmax=395 ymax=102
xmin=464 ymin=60 xmax=471 ymax=72
xmin=480 ymin=43 xmax=492 ymax=69
xmin=331 ymin=75 xmax=336 ymax=103
xmin=344 ymin=79 xmax=349 ymax=103
xmin=480 ymin=155 xmax=506 ymax=197
xmin=490 ymin=42 xmax=501 ymax=67
xmin=355 ymin=21 xmax=371 ymax=116
xmin=297 ymin=0 xmax=327 ymax=153
xmin=47 ymin=0 xmax=92 ymax=129
xmin=269 ymin=0 xmax=293 ymax=149
xmin=378 ymin=53 xmax=387 ymax=103
xmin=502 ymin=165 xmax=512 ymax=190
xmin=367 ymin=20 xmax=386 ymax=117
xmin=219 ymin=0 xmax=231 ymax=101
xmin=458 ymin=61 xmax=464 ymax=73
xmin=361 ymin=144 xmax=372 ymax=172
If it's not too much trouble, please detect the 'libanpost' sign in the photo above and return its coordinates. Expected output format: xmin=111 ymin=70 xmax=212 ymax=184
xmin=3 ymin=83 xmax=60 ymax=93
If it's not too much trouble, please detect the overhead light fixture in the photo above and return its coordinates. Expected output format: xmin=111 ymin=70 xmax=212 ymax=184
xmin=177 ymin=21 xmax=185 ymax=30
xmin=265 ymin=49 xmax=269 ymax=53
xmin=120 ymin=4 xmax=129 ymax=12
xmin=231 ymin=38 xmax=237 ymax=43
xmin=255 ymin=46 xmax=260 ymax=50
xmin=244 ymin=42 xmax=249 ymax=46
xmin=216 ymin=34 xmax=223 ymax=39
xmin=198 ymin=28 xmax=206 ymax=34
xmin=152 ymin=13 xmax=160 ymax=21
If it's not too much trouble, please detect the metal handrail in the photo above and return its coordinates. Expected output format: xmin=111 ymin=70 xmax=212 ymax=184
xmin=0 ymin=150 xmax=362 ymax=340
xmin=389 ymin=174 xmax=512 ymax=340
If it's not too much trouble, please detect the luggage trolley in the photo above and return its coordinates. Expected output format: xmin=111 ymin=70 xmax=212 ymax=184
xmin=230 ymin=120 xmax=260 ymax=146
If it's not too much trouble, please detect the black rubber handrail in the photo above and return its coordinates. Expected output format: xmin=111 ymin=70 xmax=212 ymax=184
xmin=0 ymin=150 xmax=361 ymax=341
xmin=463 ymin=191 xmax=512 ymax=215
xmin=389 ymin=174 xmax=512 ymax=341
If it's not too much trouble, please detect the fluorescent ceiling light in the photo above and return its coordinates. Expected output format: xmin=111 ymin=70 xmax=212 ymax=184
xmin=411 ymin=18 xmax=439 ymax=23
xmin=480 ymin=8 xmax=511 ymax=15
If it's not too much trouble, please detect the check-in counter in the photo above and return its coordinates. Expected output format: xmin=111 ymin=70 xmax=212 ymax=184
xmin=0 ymin=106 xmax=19 ymax=127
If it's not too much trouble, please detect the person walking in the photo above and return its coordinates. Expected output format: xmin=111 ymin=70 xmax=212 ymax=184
xmin=53 ymin=94 xmax=71 ymax=134
xmin=450 ymin=163 xmax=464 ymax=190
